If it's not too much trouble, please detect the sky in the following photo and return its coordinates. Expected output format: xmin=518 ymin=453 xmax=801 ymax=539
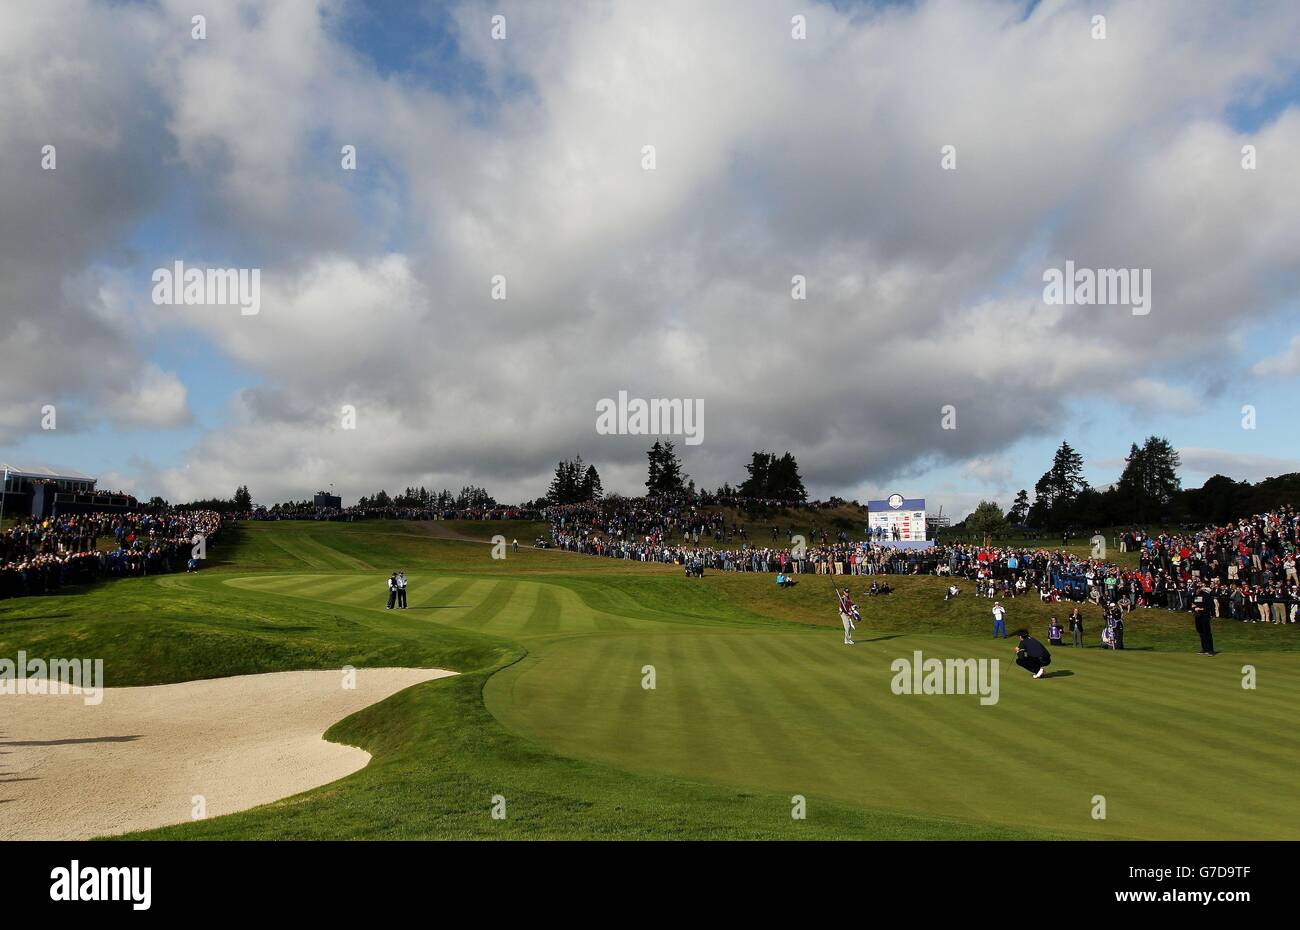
xmin=1 ymin=0 xmax=1298 ymax=520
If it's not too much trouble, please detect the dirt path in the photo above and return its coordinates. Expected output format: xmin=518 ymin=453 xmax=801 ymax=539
xmin=0 ymin=667 xmax=454 ymax=839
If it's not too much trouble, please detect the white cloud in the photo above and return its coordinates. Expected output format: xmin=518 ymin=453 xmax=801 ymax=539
xmin=105 ymin=365 xmax=192 ymax=430
xmin=3 ymin=0 xmax=1300 ymax=505
xmin=1251 ymin=334 xmax=1300 ymax=378
xmin=1177 ymin=447 xmax=1300 ymax=483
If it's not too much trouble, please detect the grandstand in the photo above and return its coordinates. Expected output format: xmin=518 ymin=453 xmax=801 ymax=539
xmin=0 ymin=463 xmax=134 ymax=520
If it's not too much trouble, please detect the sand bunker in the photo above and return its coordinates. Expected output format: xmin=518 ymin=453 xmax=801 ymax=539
xmin=0 ymin=667 xmax=455 ymax=839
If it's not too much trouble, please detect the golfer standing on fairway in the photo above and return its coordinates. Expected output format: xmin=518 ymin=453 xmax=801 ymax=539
xmin=1192 ymin=582 xmax=1216 ymax=656
xmin=836 ymin=587 xmax=856 ymax=646
xmin=992 ymin=601 xmax=1007 ymax=638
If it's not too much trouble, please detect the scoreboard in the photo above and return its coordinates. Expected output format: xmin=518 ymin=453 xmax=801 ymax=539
xmin=867 ymin=494 xmax=927 ymax=542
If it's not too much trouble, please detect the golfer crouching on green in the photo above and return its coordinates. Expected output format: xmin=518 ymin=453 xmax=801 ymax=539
xmin=1013 ymin=628 xmax=1052 ymax=679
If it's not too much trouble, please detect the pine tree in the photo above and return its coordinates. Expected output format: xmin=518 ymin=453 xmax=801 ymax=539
xmin=1138 ymin=435 xmax=1181 ymax=506
xmin=770 ymin=452 xmax=807 ymax=502
xmin=548 ymin=459 xmax=576 ymax=504
xmin=548 ymin=457 xmax=598 ymax=504
xmin=580 ymin=464 xmax=603 ymax=501
xmin=655 ymin=441 xmax=686 ymax=496
xmin=738 ymin=451 xmax=807 ymax=501
xmin=1007 ymin=489 xmax=1031 ymax=524
xmin=1116 ymin=436 xmax=1181 ymax=521
xmin=645 ymin=441 xmax=664 ymax=496
xmin=738 ymin=452 xmax=771 ymax=498
xmin=1028 ymin=442 xmax=1088 ymax=528
xmin=1048 ymin=441 xmax=1088 ymax=500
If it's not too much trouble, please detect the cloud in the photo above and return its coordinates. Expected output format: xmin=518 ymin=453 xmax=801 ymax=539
xmin=1176 ymin=447 xmax=1300 ymax=483
xmin=0 ymin=2 xmax=177 ymax=442
xmin=960 ymin=454 xmax=1016 ymax=493
xmin=105 ymin=365 xmax=192 ymax=430
xmin=3 ymin=0 xmax=1300 ymax=509
xmin=1251 ymin=334 xmax=1300 ymax=378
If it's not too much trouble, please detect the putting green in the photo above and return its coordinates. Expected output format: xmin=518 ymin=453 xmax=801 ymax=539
xmin=229 ymin=563 xmax=1300 ymax=840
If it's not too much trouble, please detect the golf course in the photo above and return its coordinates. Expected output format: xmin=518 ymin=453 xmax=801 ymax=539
xmin=3 ymin=518 xmax=1298 ymax=840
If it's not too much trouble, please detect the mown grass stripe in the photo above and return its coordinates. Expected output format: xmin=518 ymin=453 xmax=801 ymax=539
xmin=260 ymin=533 xmax=330 ymax=569
xmin=741 ymin=632 xmax=970 ymax=816
xmin=421 ymin=576 xmax=476 ymax=609
xmin=699 ymin=633 xmax=840 ymax=795
xmin=456 ymin=581 xmax=514 ymax=627
xmin=522 ymin=586 xmax=563 ymax=636
xmin=291 ymin=533 xmax=376 ymax=571
xmin=478 ymin=582 xmax=538 ymax=634
xmin=659 ymin=631 xmax=737 ymax=785
xmin=401 ymin=576 xmax=465 ymax=609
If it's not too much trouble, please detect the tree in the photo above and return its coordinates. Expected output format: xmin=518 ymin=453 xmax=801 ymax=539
xmin=1115 ymin=435 xmax=1181 ymax=521
xmin=456 ymin=485 xmax=495 ymax=508
xmin=738 ymin=451 xmax=807 ymax=501
xmin=1029 ymin=442 xmax=1089 ymax=527
xmin=738 ymin=451 xmax=770 ymax=498
xmin=768 ymin=452 xmax=807 ymax=502
xmin=548 ymin=457 xmax=581 ymax=505
xmin=657 ymin=441 xmax=686 ymax=495
xmin=645 ymin=442 xmax=663 ymax=496
xmin=1180 ymin=474 xmax=1247 ymax=525
xmin=548 ymin=457 xmax=600 ymax=505
xmin=233 ymin=485 xmax=253 ymax=511
xmin=645 ymin=441 xmax=687 ymax=496
xmin=1007 ymin=489 xmax=1030 ymax=525
xmin=1142 ymin=437 xmax=1181 ymax=505
xmin=1047 ymin=442 xmax=1088 ymax=501
xmin=580 ymin=464 xmax=603 ymax=501
xmin=966 ymin=500 xmax=1009 ymax=539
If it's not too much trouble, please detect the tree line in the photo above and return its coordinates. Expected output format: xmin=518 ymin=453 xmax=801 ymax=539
xmin=354 ymin=486 xmax=496 ymax=509
xmin=543 ymin=444 xmax=808 ymax=504
xmin=955 ymin=436 xmax=1300 ymax=535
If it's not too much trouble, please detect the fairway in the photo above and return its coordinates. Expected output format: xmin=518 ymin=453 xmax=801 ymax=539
xmin=3 ymin=519 xmax=1298 ymax=840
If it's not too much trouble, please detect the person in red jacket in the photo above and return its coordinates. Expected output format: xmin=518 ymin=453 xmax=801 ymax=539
xmin=836 ymin=587 xmax=857 ymax=645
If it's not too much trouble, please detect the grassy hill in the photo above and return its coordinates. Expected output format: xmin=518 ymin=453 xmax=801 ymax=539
xmin=1 ymin=518 xmax=1296 ymax=840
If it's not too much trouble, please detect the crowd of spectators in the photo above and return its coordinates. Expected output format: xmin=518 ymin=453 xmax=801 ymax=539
xmin=9 ymin=489 xmax=1295 ymax=625
xmin=545 ymin=499 xmax=1300 ymax=623
xmin=0 ymin=510 xmax=223 ymax=600
xmin=248 ymin=504 xmax=541 ymax=522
